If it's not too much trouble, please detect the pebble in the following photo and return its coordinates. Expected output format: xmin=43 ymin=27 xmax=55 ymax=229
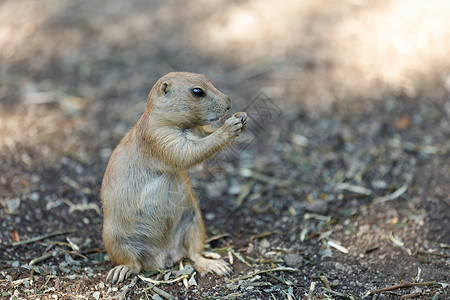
xmin=305 ymin=199 xmax=328 ymax=214
xmin=259 ymin=239 xmax=270 ymax=249
xmin=29 ymin=192 xmax=40 ymax=202
xmin=283 ymin=253 xmax=303 ymax=268
xmin=334 ymin=262 xmax=345 ymax=271
xmin=92 ymin=291 xmax=100 ymax=300
xmin=371 ymin=179 xmax=387 ymax=189
xmin=5 ymin=198 xmax=21 ymax=213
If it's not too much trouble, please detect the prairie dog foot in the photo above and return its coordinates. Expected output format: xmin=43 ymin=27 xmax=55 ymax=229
xmin=193 ymin=256 xmax=232 ymax=277
xmin=106 ymin=265 xmax=138 ymax=284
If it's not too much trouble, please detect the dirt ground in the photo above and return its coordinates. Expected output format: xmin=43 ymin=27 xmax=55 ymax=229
xmin=0 ymin=1 xmax=449 ymax=299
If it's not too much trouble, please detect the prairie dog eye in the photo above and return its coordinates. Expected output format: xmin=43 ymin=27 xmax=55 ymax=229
xmin=191 ymin=88 xmax=206 ymax=97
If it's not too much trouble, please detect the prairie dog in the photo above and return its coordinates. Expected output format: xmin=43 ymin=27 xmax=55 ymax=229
xmin=101 ymin=72 xmax=248 ymax=283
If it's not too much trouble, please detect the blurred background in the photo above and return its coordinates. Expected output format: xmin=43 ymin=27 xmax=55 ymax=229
xmin=2 ymin=0 xmax=450 ymax=164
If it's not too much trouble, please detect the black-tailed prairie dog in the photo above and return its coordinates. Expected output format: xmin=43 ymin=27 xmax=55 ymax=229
xmin=101 ymin=72 xmax=248 ymax=283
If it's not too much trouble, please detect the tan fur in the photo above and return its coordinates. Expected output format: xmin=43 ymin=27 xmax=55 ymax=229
xmin=101 ymin=72 xmax=247 ymax=283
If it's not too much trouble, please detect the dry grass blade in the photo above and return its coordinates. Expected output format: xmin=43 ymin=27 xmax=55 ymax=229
xmin=266 ymin=272 xmax=293 ymax=286
xmin=230 ymin=267 xmax=300 ymax=282
xmin=12 ymin=229 xmax=77 ymax=246
xmin=307 ymin=281 xmax=316 ymax=300
xmin=235 ymin=180 xmax=255 ymax=207
xmin=205 ymin=233 xmax=230 ymax=244
xmin=228 ymin=250 xmax=234 ymax=265
xmin=230 ymin=249 xmax=252 ymax=267
xmin=29 ymin=250 xmax=59 ymax=266
xmin=335 ymin=183 xmax=372 ymax=195
xmin=319 ymin=276 xmax=331 ymax=289
xmin=240 ymin=168 xmax=293 ymax=187
xmin=367 ymin=281 xmax=438 ymax=295
xmin=138 ymin=274 xmax=189 ymax=285
xmin=327 ymin=240 xmax=349 ymax=254
xmin=374 ymin=184 xmax=408 ymax=204
xmin=153 ymin=286 xmax=178 ymax=300
xmin=388 ymin=231 xmax=404 ymax=247
xmin=251 ymin=230 xmax=277 ymax=240
xmin=322 ymin=287 xmax=357 ymax=299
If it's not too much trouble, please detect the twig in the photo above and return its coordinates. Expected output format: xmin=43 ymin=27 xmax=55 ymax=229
xmin=230 ymin=267 xmax=300 ymax=282
xmin=240 ymin=168 xmax=293 ymax=187
xmin=138 ymin=274 xmax=188 ymax=285
xmin=228 ymin=250 xmax=234 ymax=265
xmin=335 ymin=183 xmax=372 ymax=195
xmin=118 ymin=277 xmax=138 ymax=300
xmin=12 ymin=229 xmax=77 ymax=246
xmin=388 ymin=231 xmax=404 ymax=247
xmin=235 ymin=180 xmax=255 ymax=207
xmin=367 ymin=281 xmax=438 ymax=295
xmin=322 ymin=287 xmax=354 ymax=299
xmin=401 ymin=291 xmax=422 ymax=299
xmin=251 ymin=230 xmax=277 ymax=240
xmin=319 ymin=276 xmax=331 ymax=289
xmin=327 ymin=240 xmax=349 ymax=254
xmin=230 ymin=249 xmax=252 ymax=267
xmin=374 ymin=184 xmax=408 ymax=204
xmin=307 ymin=282 xmax=316 ymax=300
xmin=266 ymin=272 xmax=292 ymax=286
xmin=205 ymin=233 xmax=230 ymax=244
xmin=179 ymin=261 xmax=189 ymax=289
xmin=153 ymin=286 xmax=178 ymax=300
xmin=415 ymin=250 xmax=450 ymax=258
xmin=29 ymin=250 xmax=59 ymax=266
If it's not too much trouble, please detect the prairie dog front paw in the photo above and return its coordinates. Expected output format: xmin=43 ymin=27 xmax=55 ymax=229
xmin=223 ymin=112 xmax=248 ymax=137
xmin=233 ymin=112 xmax=248 ymax=130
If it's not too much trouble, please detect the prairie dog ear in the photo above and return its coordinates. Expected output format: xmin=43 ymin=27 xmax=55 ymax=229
xmin=160 ymin=81 xmax=171 ymax=95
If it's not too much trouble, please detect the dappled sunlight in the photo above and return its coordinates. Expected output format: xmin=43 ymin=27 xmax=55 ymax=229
xmin=329 ymin=0 xmax=450 ymax=95
xmin=1 ymin=0 xmax=449 ymax=110
xmin=192 ymin=0 xmax=450 ymax=107
xmin=195 ymin=0 xmax=317 ymax=62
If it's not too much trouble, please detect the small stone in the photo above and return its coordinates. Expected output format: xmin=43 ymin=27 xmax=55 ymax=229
xmin=259 ymin=239 xmax=270 ymax=249
xmin=227 ymin=178 xmax=242 ymax=195
xmin=305 ymin=199 xmax=328 ymax=214
xmin=23 ymin=278 xmax=30 ymax=287
xmin=29 ymin=192 xmax=40 ymax=202
xmin=283 ymin=253 xmax=303 ymax=268
xmin=335 ymin=262 xmax=345 ymax=271
xmin=188 ymin=273 xmax=198 ymax=287
xmin=5 ymin=198 xmax=21 ymax=213
xmin=12 ymin=261 xmax=20 ymax=267
xmin=371 ymin=180 xmax=387 ymax=189
xmin=205 ymin=213 xmax=215 ymax=221
xmin=92 ymin=291 xmax=100 ymax=300
xmin=98 ymin=282 xmax=105 ymax=289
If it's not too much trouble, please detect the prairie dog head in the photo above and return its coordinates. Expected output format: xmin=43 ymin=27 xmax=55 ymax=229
xmin=148 ymin=72 xmax=232 ymax=128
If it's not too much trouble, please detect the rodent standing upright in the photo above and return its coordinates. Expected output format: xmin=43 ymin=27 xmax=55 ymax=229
xmin=101 ymin=72 xmax=248 ymax=283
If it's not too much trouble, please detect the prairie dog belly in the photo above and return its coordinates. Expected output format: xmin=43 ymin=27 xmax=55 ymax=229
xmin=126 ymin=173 xmax=194 ymax=268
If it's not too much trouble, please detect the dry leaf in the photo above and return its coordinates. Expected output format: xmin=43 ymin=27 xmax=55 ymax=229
xmin=12 ymin=230 xmax=20 ymax=243
xmin=395 ymin=115 xmax=411 ymax=130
